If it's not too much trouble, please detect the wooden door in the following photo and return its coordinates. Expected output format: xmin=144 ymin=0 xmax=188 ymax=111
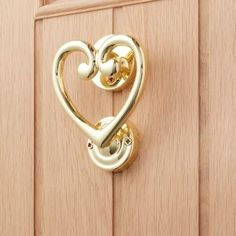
xmin=1 ymin=0 xmax=236 ymax=236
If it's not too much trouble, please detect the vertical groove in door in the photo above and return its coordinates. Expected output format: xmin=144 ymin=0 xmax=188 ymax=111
xmin=199 ymin=0 xmax=209 ymax=235
xmin=111 ymin=9 xmax=115 ymax=236
xmin=34 ymin=20 xmax=43 ymax=236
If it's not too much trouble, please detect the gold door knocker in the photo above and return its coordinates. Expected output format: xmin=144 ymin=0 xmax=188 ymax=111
xmin=52 ymin=35 xmax=145 ymax=172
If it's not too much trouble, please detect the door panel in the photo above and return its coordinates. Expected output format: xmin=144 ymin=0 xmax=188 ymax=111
xmin=0 ymin=1 xmax=34 ymax=236
xmin=113 ymin=1 xmax=199 ymax=235
xmin=35 ymin=1 xmax=199 ymax=235
xmin=206 ymin=1 xmax=236 ymax=235
xmin=35 ymin=10 xmax=113 ymax=236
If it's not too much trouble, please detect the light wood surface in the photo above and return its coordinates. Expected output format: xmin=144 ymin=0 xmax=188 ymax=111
xmin=199 ymin=1 xmax=236 ymax=235
xmin=35 ymin=10 xmax=113 ymax=236
xmin=35 ymin=0 xmax=156 ymax=19
xmin=113 ymin=1 xmax=199 ymax=235
xmin=206 ymin=1 xmax=236 ymax=235
xmin=34 ymin=0 xmax=44 ymax=14
xmin=0 ymin=1 xmax=34 ymax=236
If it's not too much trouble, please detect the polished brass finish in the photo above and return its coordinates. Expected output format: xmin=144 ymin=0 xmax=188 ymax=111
xmin=52 ymin=35 xmax=145 ymax=172
xmin=87 ymin=117 xmax=138 ymax=172
xmin=92 ymin=35 xmax=135 ymax=91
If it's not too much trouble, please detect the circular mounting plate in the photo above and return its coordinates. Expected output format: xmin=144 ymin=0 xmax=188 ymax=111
xmin=92 ymin=35 xmax=135 ymax=91
xmin=87 ymin=117 xmax=138 ymax=172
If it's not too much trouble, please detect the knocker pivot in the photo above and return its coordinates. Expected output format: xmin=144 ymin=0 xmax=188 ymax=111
xmin=52 ymin=35 xmax=145 ymax=172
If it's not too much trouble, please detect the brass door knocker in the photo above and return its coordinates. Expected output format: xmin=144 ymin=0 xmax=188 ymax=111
xmin=52 ymin=35 xmax=145 ymax=172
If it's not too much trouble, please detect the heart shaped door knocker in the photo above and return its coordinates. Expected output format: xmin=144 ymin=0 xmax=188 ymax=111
xmin=52 ymin=35 xmax=145 ymax=172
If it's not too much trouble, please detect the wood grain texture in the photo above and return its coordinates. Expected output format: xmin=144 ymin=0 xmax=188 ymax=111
xmin=35 ymin=0 xmax=44 ymax=14
xmin=199 ymin=0 xmax=209 ymax=235
xmin=206 ymin=1 xmax=236 ymax=235
xmin=35 ymin=10 xmax=113 ymax=236
xmin=45 ymin=0 xmax=153 ymax=4
xmin=0 ymin=1 xmax=34 ymax=236
xmin=35 ymin=0 xmax=156 ymax=20
xmin=113 ymin=1 xmax=199 ymax=235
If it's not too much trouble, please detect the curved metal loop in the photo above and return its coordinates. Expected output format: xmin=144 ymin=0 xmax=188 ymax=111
xmin=52 ymin=40 xmax=97 ymax=129
xmin=52 ymin=35 xmax=145 ymax=148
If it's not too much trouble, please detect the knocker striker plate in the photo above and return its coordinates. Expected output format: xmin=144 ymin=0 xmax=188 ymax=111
xmin=87 ymin=117 xmax=138 ymax=172
xmin=52 ymin=34 xmax=145 ymax=172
